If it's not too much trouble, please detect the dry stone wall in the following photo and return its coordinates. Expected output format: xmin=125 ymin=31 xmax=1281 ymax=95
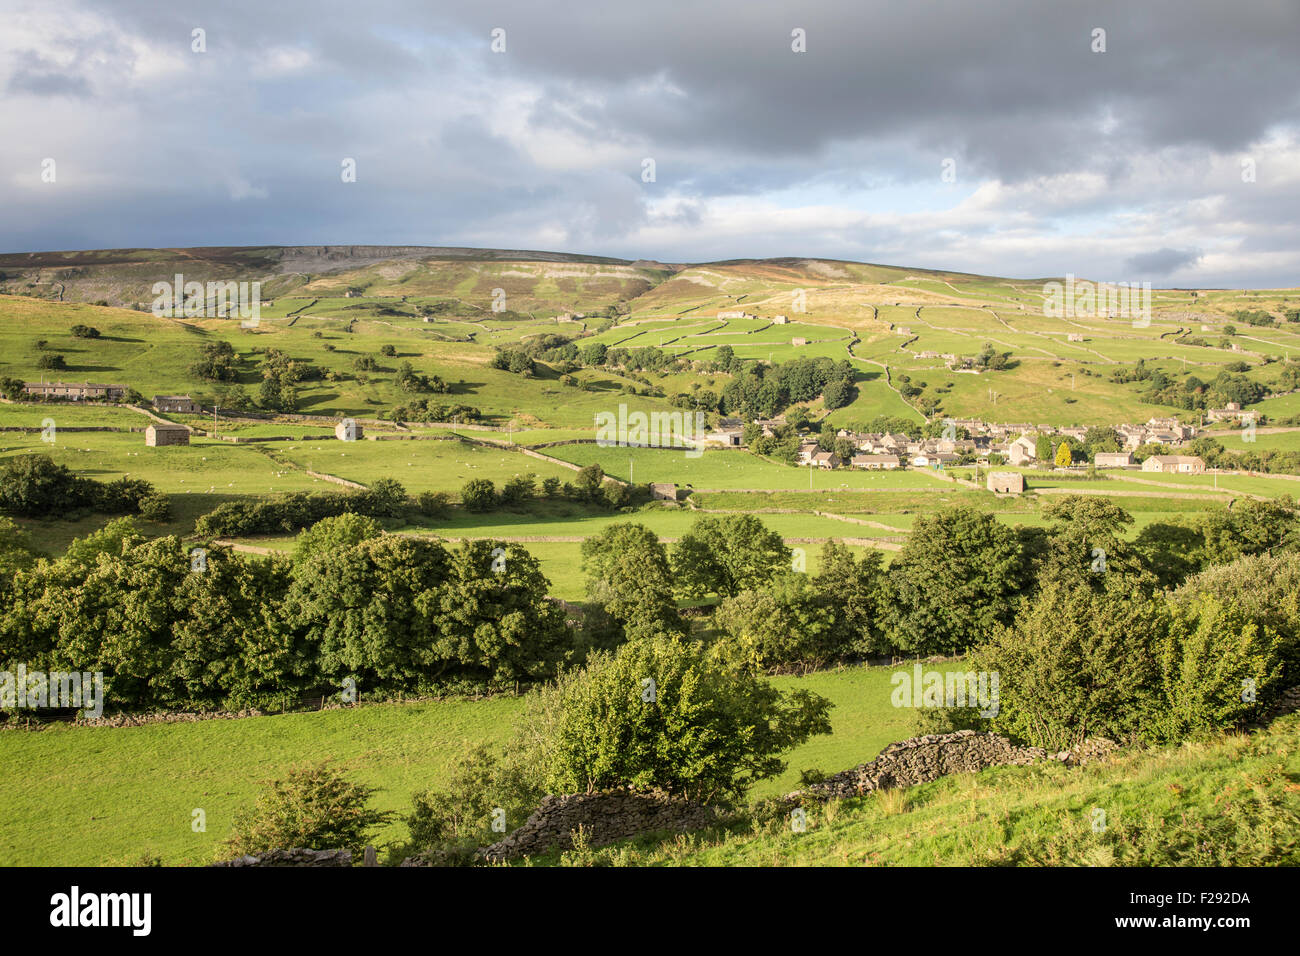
xmin=212 ymin=848 xmax=352 ymax=867
xmin=791 ymin=730 xmax=1116 ymax=801
xmin=476 ymin=790 xmax=726 ymax=863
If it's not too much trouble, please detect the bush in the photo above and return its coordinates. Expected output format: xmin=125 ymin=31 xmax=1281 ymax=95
xmin=137 ymin=492 xmax=171 ymax=522
xmin=403 ymin=743 xmax=532 ymax=854
xmin=70 ymin=324 xmax=100 ymax=339
xmin=500 ymin=473 xmax=536 ymax=505
xmin=519 ymin=635 xmax=833 ymax=803
xmin=222 ymin=763 xmax=393 ymax=858
xmin=292 ymin=513 xmax=383 ymax=563
xmin=979 ymin=579 xmax=1168 ymax=750
xmin=415 ymin=490 xmax=451 ymax=517
xmin=460 ymin=478 xmax=497 ymax=512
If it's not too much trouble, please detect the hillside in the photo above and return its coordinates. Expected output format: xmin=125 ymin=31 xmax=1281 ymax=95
xmin=540 ymin=713 xmax=1300 ymax=867
xmin=2 ymin=244 xmax=1298 ymax=431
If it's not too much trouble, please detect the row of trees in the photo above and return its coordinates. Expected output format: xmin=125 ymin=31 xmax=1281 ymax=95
xmin=0 ymin=516 xmax=571 ymax=712
xmin=0 ymin=455 xmax=168 ymax=521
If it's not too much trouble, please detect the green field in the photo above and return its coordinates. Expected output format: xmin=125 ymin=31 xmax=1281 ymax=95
xmin=0 ymin=664 xmax=917 ymax=866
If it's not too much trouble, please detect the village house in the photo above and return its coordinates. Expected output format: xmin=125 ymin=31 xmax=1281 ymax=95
xmin=22 ymin=381 xmax=128 ymax=401
xmin=1094 ymin=451 xmax=1134 ymax=468
xmin=987 ymin=471 xmax=1025 ymax=494
xmin=153 ymin=394 xmax=200 ymax=415
xmin=797 ymin=442 xmax=820 ymax=465
xmin=851 ymin=453 xmax=901 ymax=470
xmin=811 ymin=450 xmax=840 ymax=469
xmin=145 ymin=423 xmax=190 ymax=447
xmin=1007 ymin=435 xmax=1038 ymax=466
xmin=1142 ymin=454 xmax=1206 ymax=475
xmin=1206 ymin=401 xmax=1244 ymax=423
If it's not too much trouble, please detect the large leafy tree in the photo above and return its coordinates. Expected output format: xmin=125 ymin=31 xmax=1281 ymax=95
xmin=428 ymin=539 xmax=570 ymax=684
xmin=580 ymin=523 xmax=685 ymax=641
xmin=672 ymin=514 xmax=791 ymax=599
xmin=282 ymin=535 xmax=453 ymax=691
xmin=978 ymin=578 xmax=1170 ymax=750
xmin=881 ymin=505 xmax=1026 ymax=655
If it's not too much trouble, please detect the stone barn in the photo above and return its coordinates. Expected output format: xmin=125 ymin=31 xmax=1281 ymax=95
xmin=335 ymin=420 xmax=363 ymax=441
xmin=650 ymin=482 xmax=677 ymax=501
xmin=987 ymin=471 xmax=1024 ymax=494
xmin=145 ymin=424 xmax=190 ymax=447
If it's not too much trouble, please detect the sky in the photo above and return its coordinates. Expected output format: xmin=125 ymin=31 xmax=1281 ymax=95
xmin=2 ymin=0 xmax=1299 ymax=287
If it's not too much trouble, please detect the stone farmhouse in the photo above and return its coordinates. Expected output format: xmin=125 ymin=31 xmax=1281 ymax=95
xmin=22 ymin=381 xmax=127 ymax=401
xmin=154 ymin=394 xmax=200 ymax=414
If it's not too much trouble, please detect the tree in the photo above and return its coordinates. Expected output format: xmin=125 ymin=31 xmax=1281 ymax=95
xmin=822 ymin=377 xmax=855 ymax=410
xmin=0 ymin=454 xmax=94 ymax=516
xmin=223 ymin=762 xmax=393 ymax=858
xmin=432 ymin=540 xmax=571 ymax=684
xmin=574 ymin=463 xmax=606 ymax=502
xmin=673 ymin=514 xmax=791 ymax=599
xmin=499 ymin=473 xmax=536 ymax=506
xmin=881 ymin=506 xmax=1026 ymax=655
xmin=978 ymin=578 xmax=1169 ymax=750
xmin=36 ymin=353 xmax=66 ymax=370
xmin=293 ymin=513 xmax=384 ymax=564
xmin=282 ymin=535 xmax=453 ymax=690
xmin=1054 ymin=441 xmax=1073 ymax=468
xmin=0 ymin=516 xmax=35 ymax=581
xmin=70 ymin=324 xmax=100 ymax=339
xmin=522 ymin=635 xmax=833 ymax=803
xmin=460 ymin=478 xmax=497 ymax=512
xmin=714 ymin=572 xmax=842 ymax=669
xmin=580 ymin=523 xmax=685 ymax=641
xmin=812 ymin=540 xmax=886 ymax=655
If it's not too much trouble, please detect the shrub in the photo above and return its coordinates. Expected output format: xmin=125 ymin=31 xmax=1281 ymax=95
xmin=979 ymin=579 xmax=1169 ymax=750
xmin=460 ymin=478 xmax=497 ymax=512
xmin=521 ymin=635 xmax=833 ymax=803
xmin=222 ymin=763 xmax=393 ymax=858
xmin=415 ymin=490 xmax=451 ymax=517
xmin=137 ymin=492 xmax=172 ymax=522
xmin=403 ymin=743 xmax=529 ymax=852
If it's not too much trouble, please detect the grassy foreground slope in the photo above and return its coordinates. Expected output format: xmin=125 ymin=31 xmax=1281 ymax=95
xmin=0 ymin=665 xmax=916 ymax=867
xmin=549 ymin=714 xmax=1300 ymax=867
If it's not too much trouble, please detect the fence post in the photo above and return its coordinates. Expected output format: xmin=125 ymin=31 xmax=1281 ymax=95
xmin=363 ymin=846 xmax=378 ymax=867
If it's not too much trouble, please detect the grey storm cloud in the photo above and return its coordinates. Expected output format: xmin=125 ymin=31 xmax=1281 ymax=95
xmin=1125 ymin=247 xmax=1203 ymax=275
xmin=0 ymin=0 xmax=1298 ymax=286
